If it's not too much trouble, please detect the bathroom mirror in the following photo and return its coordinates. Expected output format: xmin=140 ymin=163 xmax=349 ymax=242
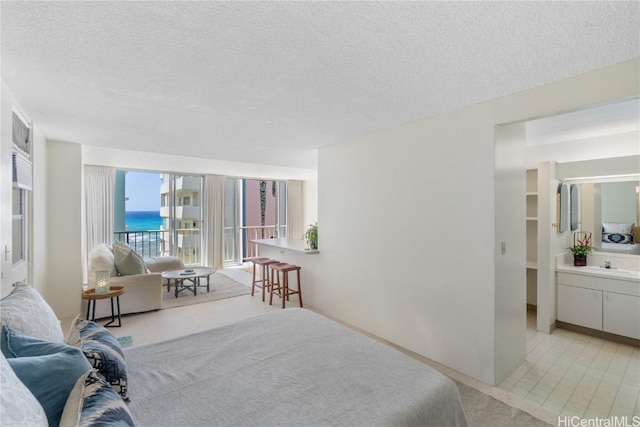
xmin=578 ymin=179 xmax=640 ymax=254
xmin=557 ymin=155 xmax=640 ymax=256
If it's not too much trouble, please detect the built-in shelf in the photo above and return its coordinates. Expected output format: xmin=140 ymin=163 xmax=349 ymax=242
xmin=526 ymin=168 xmax=539 ymax=306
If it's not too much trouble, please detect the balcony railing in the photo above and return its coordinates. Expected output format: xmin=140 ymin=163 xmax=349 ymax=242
xmin=114 ymin=228 xmax=200 ymax=266
xmin=114 ymin=230 xmax=169 ymax=258
xmin=116 ymin=225 xmax=286 ymax=267
xmin=223 ymin=225 xmax=287 ymax=262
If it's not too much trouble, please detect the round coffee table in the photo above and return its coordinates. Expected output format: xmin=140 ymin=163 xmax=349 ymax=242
xmin=162 ymin=267 xmax=216 ymax=298
xmin=81 ymin=285 xmax=125 ymax=327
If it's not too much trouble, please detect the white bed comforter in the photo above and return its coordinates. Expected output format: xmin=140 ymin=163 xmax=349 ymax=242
xmin=124 ymin=308 xmax=467 ymax=427
xmin=601 ymin=242 xmax=640 ymax=255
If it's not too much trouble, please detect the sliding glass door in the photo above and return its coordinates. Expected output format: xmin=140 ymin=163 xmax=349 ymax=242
xmin=223 ymin=178 xmax=287 ymax=265
xmin=117 ymin=170 xmax=202 ymax=266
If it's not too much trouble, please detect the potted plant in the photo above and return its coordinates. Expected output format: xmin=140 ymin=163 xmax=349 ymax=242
xmin=304 ymin=223 xmax=318 ymax=250
xmin=568 ymin=231 xmax=593 ymax=266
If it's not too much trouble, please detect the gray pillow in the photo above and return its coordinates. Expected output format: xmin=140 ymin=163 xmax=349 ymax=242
xmin=113 ymin=246 xmax=146 ymax=276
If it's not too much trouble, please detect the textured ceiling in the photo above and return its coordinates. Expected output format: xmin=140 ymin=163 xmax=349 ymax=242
xmin=1 ymin=1 xmax=638 ymax=169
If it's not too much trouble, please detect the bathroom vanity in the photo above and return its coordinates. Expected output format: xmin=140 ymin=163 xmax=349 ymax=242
xmin=556 ymin=254 xmax=640 ymax=341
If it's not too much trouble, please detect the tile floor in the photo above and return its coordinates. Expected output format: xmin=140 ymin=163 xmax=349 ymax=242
xmin=497 ymin=309 xmax=640 ymax=421
xmin=67 ymin=267 xmax=639 ymax=427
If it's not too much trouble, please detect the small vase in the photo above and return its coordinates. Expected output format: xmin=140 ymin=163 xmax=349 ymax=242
xmin=573 ymin=254 xmax=587 ymax=267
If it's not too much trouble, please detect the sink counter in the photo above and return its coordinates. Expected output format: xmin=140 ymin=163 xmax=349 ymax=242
xmin=556 ymin=264 xmax=640 ymax=283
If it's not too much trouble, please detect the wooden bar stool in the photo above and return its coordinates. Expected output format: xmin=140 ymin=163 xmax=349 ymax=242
xmin=269 ymin=263 xmax=303 ymax=309
xmin=250 ymin=258 xmax=279 ymax=301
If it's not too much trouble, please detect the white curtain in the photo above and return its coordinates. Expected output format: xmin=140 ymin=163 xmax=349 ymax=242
xmin=84 ymin=166 xmax=116 ymax=276
xmin=286 ymin=180 xmax=304 ymax=239
xmin=203 ymin=175 xmax=225 ymax=269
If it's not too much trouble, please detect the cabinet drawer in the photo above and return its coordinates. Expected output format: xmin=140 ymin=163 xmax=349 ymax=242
xmin=557 ymin=284 xmax=602 ymax=330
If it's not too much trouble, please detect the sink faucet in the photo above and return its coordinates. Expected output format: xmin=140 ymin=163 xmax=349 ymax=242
xmin=604 ymin=259 xmax=611 ymax=269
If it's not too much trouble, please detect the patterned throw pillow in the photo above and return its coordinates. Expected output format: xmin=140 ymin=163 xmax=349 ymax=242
xmin=60 ymin=370 xmax=136 ymax=427
xmin=67 ymin=316 xmax=129 ymax=400
xmin=0 ymin=282 xmax=65 ymax=342
xmin=0 ymin=352 xmax=48 ymax=427
xmin=602 ymin=232 xmax=634 ymax=244
xmin=1 ymin=326 xmax=93 ymax=427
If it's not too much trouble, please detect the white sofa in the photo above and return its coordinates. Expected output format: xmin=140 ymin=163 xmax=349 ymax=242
xmin=86 ymin=244 xmax=183 ymax=319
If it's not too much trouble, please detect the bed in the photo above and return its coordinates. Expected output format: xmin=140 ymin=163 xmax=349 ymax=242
xmin=124 ymin=308 xmax=468 ymax=427
xmin=600 ymin=224 xmax=640 ymax=255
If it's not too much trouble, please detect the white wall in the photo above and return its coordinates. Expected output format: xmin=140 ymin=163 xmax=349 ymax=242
xmin=601 ymin=181 xmax=638 ymax=223
xmin=31 ymin=125 xmax=48 ymax=297
xmin=82 ymin=145 xmax=317 ymax=181
xmin=494 ymin=123 xmax=526 ymax=383
xmin=46 ymin=141 xmax=83 ymax=318
xmin=315 ymin=59 xmax=639 ymax=385
xmin=525 ymin=131 xmax=639 ymax=168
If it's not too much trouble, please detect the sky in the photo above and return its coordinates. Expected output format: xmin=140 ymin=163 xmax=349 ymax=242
xmin=125 ymin=171 xmax=161 ymax=211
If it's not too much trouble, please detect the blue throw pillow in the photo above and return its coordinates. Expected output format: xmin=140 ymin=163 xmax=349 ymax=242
xmin=60 ymin=370 xmax=136 ymax=427
xmin=2 ymin=325 xmax=93 ymax=427
xmin=67 ymin=317 xmax=129 ymax=400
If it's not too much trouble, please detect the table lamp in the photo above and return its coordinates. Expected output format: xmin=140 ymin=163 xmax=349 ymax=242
xmin=94 ymin=270 xmax=110 ymax=294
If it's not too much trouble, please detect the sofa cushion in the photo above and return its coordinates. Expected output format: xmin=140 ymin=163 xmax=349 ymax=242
xmin=0 ymin=282 xmax=65 ymax=342
xmin=61 ymin=370 xmax=136 ymax=427
xmin=0 ymin=352 xmax=48 ymax=427
xmin=114 ymin=246 xmax=147 ymax=276
xmin=2 ymin=325 xmax=93 ymax=427
xmin=144 ymin=256 xmax=185 ymax=273
xmin=67 ymin=316 xmax=130 ymax=400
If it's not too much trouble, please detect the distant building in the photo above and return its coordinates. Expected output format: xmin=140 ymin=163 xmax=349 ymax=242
xmin=160 ymin=174 xmax=201 ymax=265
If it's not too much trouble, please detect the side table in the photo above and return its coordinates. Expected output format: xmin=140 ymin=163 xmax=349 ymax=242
xmin=81 ymin=286 xmax=125 ymax=327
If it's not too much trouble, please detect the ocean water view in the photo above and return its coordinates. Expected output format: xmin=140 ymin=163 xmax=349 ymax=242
xmin=125 ymin=211 xmax=162 ymax=231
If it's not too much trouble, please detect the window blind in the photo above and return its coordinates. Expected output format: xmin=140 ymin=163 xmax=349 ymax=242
xmin=13 ymin=151 xmax=33 ymax=191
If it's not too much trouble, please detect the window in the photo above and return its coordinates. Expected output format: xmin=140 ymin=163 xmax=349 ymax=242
xmin=224 ymin=178 xmax=287 ymax=264
xmin=116 ymin=170 xmax=202 ymax=266
xmin=12 ymin=188 xmax=25 ymax=264
xmin=11 ymin=110 xmax=31 ymax=268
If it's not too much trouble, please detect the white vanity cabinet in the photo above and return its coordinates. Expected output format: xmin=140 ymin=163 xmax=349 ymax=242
xmin=557 ymin=284 xmax=602 ymax=330
xmin=556 ymin=270 xmax=640 ymax=340
xmin=603 ymin=292 xmax=640 ymax=339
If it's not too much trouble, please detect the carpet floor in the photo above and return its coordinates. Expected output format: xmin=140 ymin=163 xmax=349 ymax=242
xmin=456 ymin=381 xmax=552 ymax=427
xmin=161 ymin=271 xmax=251 ymax=310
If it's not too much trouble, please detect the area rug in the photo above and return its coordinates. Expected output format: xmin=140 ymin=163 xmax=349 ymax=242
xmin=161 ymin=271 xmax=251 ymax=310
xmin=455 ymin=381 xmax=552 ymax=427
